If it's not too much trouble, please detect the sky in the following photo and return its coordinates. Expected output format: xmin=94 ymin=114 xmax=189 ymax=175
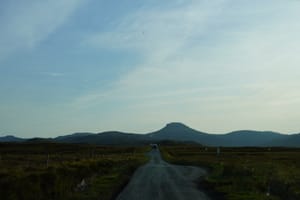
xmin=1 ymin=0 xmax=300 ymax=137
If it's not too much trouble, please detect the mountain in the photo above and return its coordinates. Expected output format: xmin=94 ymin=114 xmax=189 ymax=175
xmin=148 ymin=122 xmax=218 ymax=145
xmin=0 ymin=135 xmax=25 ymax=142
xmin=1 ymin=123 xmax=300 ymax=147
xmin=285 ymin=134 xmax=300 ymax=147
xmin=148 ymin=122 xmax=205 ymax=139
xmin=55 ymin=132 xmax=94 ymax=143
xmin=55 ymin=131 xmax=150 ymax=145
xmin=216 ymin=130 xmax=287 ymax=146
xmin=147 ymin=123 xmax=297 ymax=147
xmin=270 ymin=133 xmax=300 ymax=147
xmin=26 ymin=137 xmax=54 ymax=143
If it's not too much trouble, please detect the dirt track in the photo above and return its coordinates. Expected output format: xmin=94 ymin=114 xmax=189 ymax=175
xmin=116 ymin=148 xmax=210 ymax=200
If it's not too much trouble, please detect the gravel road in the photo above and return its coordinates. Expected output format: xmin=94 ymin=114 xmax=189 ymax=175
xmin=116 ymin=148 xmax=211 ymax=200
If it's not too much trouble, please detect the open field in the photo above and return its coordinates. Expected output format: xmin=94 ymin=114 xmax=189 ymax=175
xmin=0 ymin=143 xmax=149 ymax=200
xmin=161 ymin=145 xmax=300 ymax=200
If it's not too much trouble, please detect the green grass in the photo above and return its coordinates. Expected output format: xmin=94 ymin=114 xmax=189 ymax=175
xmin=161 ymin=145 xmax=300 ymax=200
xmin=0 ymin=143 xmax=149 ymax=200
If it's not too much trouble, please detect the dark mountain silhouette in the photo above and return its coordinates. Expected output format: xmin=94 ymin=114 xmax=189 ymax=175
xmin=41 ymin=123 xmax=300 ymax=147
xmin=147 ymin=123 xmax=289 ymax=146
xmin=0 ymin=135 xmax=25 ymax=142
xmin=215 ymin=130 xmax=287 ymax=146
xmin=26 ymin=137 xmax=54 ymax=143
xmin=55 ymin=132 xmax=94 ymax=143
xmin=55 ymin=131 xmax=150 ymax=145
xmin=285 ymin=134 xmax=300 ymax=146
xmin=148 ymin=122 xmax=205 ymax=139
xmin=148 ymin=122 xmax=218 ymax=145
xmin=270 ymin=133 xmax=300 ymax=147
xmin=0 ymin=123 xmax=299 ymax=147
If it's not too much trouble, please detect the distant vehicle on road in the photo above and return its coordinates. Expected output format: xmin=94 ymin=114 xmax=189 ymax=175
xmin=150 ymin=144 xmax=158 ymax=149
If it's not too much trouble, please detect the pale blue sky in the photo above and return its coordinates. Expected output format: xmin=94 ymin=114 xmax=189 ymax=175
xmin=1 ymin=0 xmax=300 ymax=137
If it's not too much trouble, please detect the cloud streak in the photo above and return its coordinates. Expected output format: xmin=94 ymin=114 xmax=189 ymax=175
xmin=76 ymin=0 xmax=300 ymax=133
xmin=2 ymin=0 xmax=300 ymax=136
xmin=0 ymin=0 xmax=86 ymax=60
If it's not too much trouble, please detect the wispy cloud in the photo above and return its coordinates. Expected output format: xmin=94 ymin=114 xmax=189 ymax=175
xmin=42 ymin=72 xmax=65 ymax=77
xmin=0 ymin=0 xmax=86 ymax=61
xmin=81 ymin=0 xmax=300 ymax=101
xmin=76 ymin=0 xmax=300 ymax=133
xmin=2 ymin=0 xmax=300 ymax=136
xmin=85 ymin=1 xmax=226 ymax=61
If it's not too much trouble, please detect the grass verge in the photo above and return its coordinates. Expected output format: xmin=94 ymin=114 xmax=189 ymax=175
xmin=0 ymin=143 xmax=149 ymax=200
xmin=161 ymin=145 xmax=300 ymax=200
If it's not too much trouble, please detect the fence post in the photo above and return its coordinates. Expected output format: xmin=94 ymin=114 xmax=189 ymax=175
xmin=217 ymin=147 xmax=221 ymax=156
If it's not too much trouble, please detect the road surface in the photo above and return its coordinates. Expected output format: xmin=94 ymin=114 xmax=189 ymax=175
xmin=116 ymin=148 xmax=210 ymax=200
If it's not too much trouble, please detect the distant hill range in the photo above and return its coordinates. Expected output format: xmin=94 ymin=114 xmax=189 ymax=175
xmin=1 ymin=123 xmax=300 ymax=147
xmin=0 ymin=135 xmax=26 ymax=142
